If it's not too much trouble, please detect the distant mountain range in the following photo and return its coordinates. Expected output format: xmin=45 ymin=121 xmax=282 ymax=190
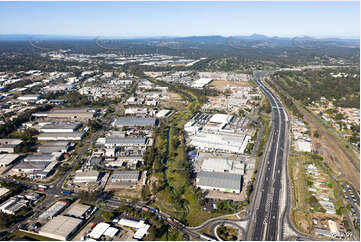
xmin=0 ymin=34 xmax=359 ymax=42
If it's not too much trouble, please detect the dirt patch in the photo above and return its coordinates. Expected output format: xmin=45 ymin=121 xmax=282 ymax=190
xmin=210 ymin=80 xmax=250 ymax=91
xmin=293 ymin=210 xmax=312 ymax=234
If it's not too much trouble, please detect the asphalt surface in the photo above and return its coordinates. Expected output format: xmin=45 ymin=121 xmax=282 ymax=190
xmin=247 ymin=73 xmax=289 ymax=241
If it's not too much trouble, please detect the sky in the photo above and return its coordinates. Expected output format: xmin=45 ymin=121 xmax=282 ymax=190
xmin=0 ymin=1 xmax=359 ymax=38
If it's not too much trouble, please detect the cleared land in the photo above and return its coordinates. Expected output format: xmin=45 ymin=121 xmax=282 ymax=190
xmin=209 ymin=80 xmax=251 ymax=91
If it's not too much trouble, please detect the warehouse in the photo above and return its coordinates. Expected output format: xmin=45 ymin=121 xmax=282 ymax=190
xmin=201 ymin=158 xmax=245 ymax=175
xmin=35 ymin=108 xmax=98 ymax=121
xmin=65 ymin=203 xmax=91 ymax=219
xmin=196 ymin=171 xmax=242 ymax=193
xmin=108 ymin=170 xmax=141 ymax=188
xmin=111 ymin=170 xmax=140 ymax=183
xmin=0 ymin=139 xmax=23 ymax=153
xmin=13 ymin=161 xmax=49 ymax=174
xmin=103 ymin=137 xmax=147 ymax=148
xmin=39 ymin=200 xmax=67 ymax=220
xmin=112 ymin=117 xmax=157 ymax=128
xmin=117 ymin=219 xmax=150 ymax=240
xmin=40 ymin=122 xmax=82 ymax=133
xmin=38 ymin=131 xmax=85 ymax=141
xmin=39 ymin=215 xmax=83 ymax=241
xmin=73 ymin=170 xmax=100 ymax=183
xmin=0 ymin=196 xmax=29 ymax=215
xmin=191 ymin=78 xmax=213 ymax=89
xmin=155 ymin=109 xmax=172 ymax=118
xmin=24 ymin=154 xmax=57 ymax=163
xmin=37 ymin=141 xmax=72 ymax=153
xmin=106 ymin=156 xmax=143 ymax=168
xmin=17 ymin=94 xmax=41 ymax=102
xmin=0 ymin=154 xmax=20 ymax=167
xmin=0 ymin=187 xmax=10 ymax=198
xmin=190 ymin=132 xmax=250 ymax=154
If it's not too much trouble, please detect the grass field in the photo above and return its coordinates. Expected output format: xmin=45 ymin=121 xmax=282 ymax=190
xmin=7 ymin=230 xmax=58 ymax=241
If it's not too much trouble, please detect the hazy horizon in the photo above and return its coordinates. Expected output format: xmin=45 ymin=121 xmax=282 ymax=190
xmin=0 ymin=1 xmax=359 ymax=39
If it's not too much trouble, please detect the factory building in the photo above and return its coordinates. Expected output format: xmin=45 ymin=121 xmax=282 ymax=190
xmin=17 ymin=94 xmax=41 ymax=102
xmin=0 ymin=154 xmax=20 ymax=167
xmin=39 ymin=122 xmax=82 ymax=133
xmin=196 ymin=171 xmax=243 ymax=193
xmin=155 ymin=109 xmax=172 ymax=118
xmin=190 ymin=132 xmax=250 ymax=154
xmin=98 ymin=137 xmax=148 ymax=148
xmin=0 ymin=139 xmax=23 ymax=153
xmin=38 ymin=131 xmax=85 ymax=141
xmin=39 ymin=200 xmax=67 ymax=220
xmin=73 ymin=170 xmax=100 ymax=183
xmin=111 ymin=170 xmax=140 ymax=184
xmin=201 ymin=158 xmax=245 ymax=175
xmin=39 ymin=215 xmax=83 ymax=241
xmin=65 ymin=203 xmax=91 ymax=219
xmin=117 ymin=218 xmax=150 ymax=240
xmin=112 ymin=117 xmax=157 ymax=128
xmin=191 ymin=78 xmax=213 ymax=89
xmin=88 ymin=222 xmax=119 ymax=240
xmin=33 ymin=108 xmax=98 ymax=121
xmin=37 ymin=141 xmax=72 ymax=153
xmin=0 ymin=196 xmax=28 ymax=215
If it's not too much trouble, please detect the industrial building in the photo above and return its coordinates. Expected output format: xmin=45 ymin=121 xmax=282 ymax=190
xmin=117 ymin=218 xmax=150 ymax=240
xmin=39 ymin=122 xmax=82 ymax=133
xmin=38 ymin=131 xmax=85 ymax=141
xmin=17 ymin=94 xmax=41 ymax=102
xmin=0 ymin=139 xmax=23 ymax=153
xmin=196 ymin=171 xmax=242 ymax=193
xmin=65 ymin=203 xmax=91 ymax=219
xmin=0 ymin=196 xmax=29 ymax=215
xmin=0 ymin=154 xmax=20 ymax=167
xmin=191 ymin=78 xmax=213 ymax=89
xmin=0 ymin=187 xmax=10 ymax=198
xmin=39 ymin=200 xmax=67 ymax=220
xmin=112 ymin=117 xmax=157 ymax=128
xmin=106 ymin=156 xmax=143 ymax=168
xmin=111 ymin=170 xmax=140 ymax=183
xmin=37 ymin=141 xmax=72 ymax=153
xmin=155 ymin=109 xmax=172 ymax=118
xmin=39 ymin=215 xmax=83 ymax=241
xmin=73 ymin=170 xmax=100 ymax=183
xmin=24 ymin=153 xmax=57 ymax=162
xmin=201 ymin=158 xmax=245 ymax=175
xmin=33 ymin=108 xmax=98 ymax=121
xmin=107 ymin=170 xmax=141 ymax=189
xmin=88 ymin=222 xmax=119 ymax=240
xmin=98 ymin=137 xmax=148 ymax=148
xmin=190 ymin=132 xmax=250 ymax=154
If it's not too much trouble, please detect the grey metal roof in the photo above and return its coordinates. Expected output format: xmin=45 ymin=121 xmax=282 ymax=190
xmin=105 ymin=137 xmax=146 ymax=145
xmin=113 ymin=117 xmax=156 ymax=127
xmin=16 ymin=161 xmax=49 ymax=170
xmin=112 ymin=170 xmax=140 ymax=180
xmin=24 ymin=154 xmax=54 ymax=162
xmin=197 ymin=171 xmax=242 ymax=191
xmin=40 ymin=141 xmax=71 ymax=147
xmin=41 ymin=122 xmax=81 ymax=130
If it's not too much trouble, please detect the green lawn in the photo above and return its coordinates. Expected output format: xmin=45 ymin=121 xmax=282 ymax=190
xmin=7 ymin=230 xmax=58 ymax=241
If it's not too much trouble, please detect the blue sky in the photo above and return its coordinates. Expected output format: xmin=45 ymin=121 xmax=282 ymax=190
xmin=0 ymin=1 xmax=359 ymax=38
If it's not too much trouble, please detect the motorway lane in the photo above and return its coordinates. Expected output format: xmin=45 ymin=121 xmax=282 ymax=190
xmin=250 ymin=78 xmax=288 ymax=241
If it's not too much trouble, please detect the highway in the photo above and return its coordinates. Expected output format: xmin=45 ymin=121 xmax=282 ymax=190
xmin=247 ymin=72 xmax=289 ymax=240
